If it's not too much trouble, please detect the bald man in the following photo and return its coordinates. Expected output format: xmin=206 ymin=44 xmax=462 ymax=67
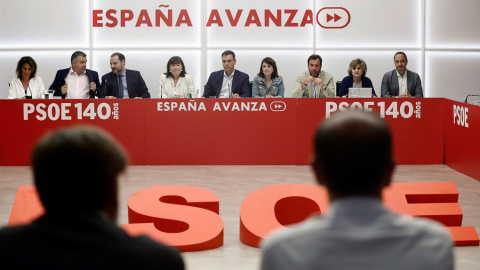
xmin=261 ymin=111 xmax=453 ymax=270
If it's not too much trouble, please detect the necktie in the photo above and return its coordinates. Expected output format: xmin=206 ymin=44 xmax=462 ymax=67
xmin=118 ymin=75 xmax=124 ymax=98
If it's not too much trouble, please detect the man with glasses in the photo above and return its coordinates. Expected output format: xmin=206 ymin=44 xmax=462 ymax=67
xmin=381 ymin=52 xmax=423 ymax=98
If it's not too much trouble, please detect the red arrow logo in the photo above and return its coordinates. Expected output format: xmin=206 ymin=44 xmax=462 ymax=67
xmin=326 ymin=13 xmax=342 ymax=22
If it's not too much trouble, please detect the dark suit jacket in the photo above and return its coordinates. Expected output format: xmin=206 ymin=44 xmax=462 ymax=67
xmin=338 ymin=76 xmax=377 ymax=97
xmin=381 ymin=69 xmax=423 ymax=98
xmin=203 ymin=70 xmax=251 ymax=98
xmin=49 ymin=68 xmax=101 ymax=99
xmin=0 ymin=213 xmax=184 ymax=270
xmin=101 ymin=69 xmax=150 ymax=98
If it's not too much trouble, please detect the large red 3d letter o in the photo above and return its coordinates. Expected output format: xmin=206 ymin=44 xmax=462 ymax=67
xmin=121 ymin=186 xmax=224 ymax=251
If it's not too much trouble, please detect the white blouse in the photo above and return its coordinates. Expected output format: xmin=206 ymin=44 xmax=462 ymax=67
xmin=8 ymin=77 xmax=46 ymax=99
xmin=158 ymin=74 xmax=195 ymax=98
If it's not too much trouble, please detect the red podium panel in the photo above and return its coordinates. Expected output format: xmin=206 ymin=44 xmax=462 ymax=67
xmin=296 ymin=98 xmax=445 ymax=165
xmin=0 ymin=100 xmax=147 ymax=165
xmin=144 ymin=99 xmax=298 ymax=165
xmin=445 ymin=100 xmax=480 ymax=181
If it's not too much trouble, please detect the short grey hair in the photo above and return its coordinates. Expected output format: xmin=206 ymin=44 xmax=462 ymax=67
xmin=71 ymin=51 xmax=87 ymax=64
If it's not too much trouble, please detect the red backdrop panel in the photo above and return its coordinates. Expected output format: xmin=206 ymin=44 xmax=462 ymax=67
xmin=296 ymin=98 xmax=445 ymax=165
xmin=444 ymin=100 xmax=480 ymax=181
xmin=145 ymin=99 xmax=298 ymax=165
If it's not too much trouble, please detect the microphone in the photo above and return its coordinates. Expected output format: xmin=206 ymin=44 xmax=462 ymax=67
xmin=228 ymin=82 xmax=232 ymax=98
xmin=312 ymin=82 xmax=317 ymax=98
xmin=104 ymin=78 xmax=107 ymax=98
xmin=25 ymin=81 xmax=32 ymax=99
xmin=465 ymin=94 xmax=480 ymax=104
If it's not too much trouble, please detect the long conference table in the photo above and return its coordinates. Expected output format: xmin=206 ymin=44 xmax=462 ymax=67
xmin=0 ymin=98 xmax=479 ymax=182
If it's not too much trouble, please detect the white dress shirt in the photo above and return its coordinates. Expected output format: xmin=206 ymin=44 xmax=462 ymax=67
xmin=397 ymin=70 xmax=408 ymax=95
xmin=219 ymin=70 xmax=235 ymax=98
xmin=65 ymin=68 xmax=90 ymax=99
xmin=8 ymin=77 xmax=46 ymax=99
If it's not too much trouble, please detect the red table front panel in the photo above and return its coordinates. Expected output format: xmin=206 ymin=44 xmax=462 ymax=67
xmin=144 ymin=99 xmax=298 ymax=165
xmin=0 ymin=100 xmax=147 ymax=165
xmin=0 ymin=98 xmax=446 ymax=166
xmin=296 ymin=98 xmax=445 ymax=165
xmin=445 ymin=100 xmax=480 ymax=181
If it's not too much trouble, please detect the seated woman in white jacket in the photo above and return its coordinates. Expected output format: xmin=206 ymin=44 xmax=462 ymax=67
xmin=8 ymin=56 xmax=45 ymax=99
xmin=159 ymin=56 xmax=195 ymax=98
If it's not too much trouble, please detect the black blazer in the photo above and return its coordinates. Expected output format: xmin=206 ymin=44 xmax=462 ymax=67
xmin=203 ymin=70 xmax=251 ymax=98
xmin=101 ymin=69 xmax=150 ymax=98
xmin=0 ymin=213 xmax=184 ymax=269
xmin=49 ymin=68 xmax=101 ymax=99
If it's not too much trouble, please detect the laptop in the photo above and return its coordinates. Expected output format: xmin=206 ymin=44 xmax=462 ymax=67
xmin=348 ymin=88 xmax=372 ymax=98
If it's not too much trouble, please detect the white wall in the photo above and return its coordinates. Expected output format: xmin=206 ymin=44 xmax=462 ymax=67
xmin=1 ymin=0 xmax=479 ymax=101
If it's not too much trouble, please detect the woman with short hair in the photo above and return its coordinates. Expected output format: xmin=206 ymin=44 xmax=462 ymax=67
xmin=159 ymin=56 xmax=195 ymax=98
xmin=338 ymin=58 xmax=377 ymax=98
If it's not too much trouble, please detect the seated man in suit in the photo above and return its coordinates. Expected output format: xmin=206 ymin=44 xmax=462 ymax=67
xmin=49 ymin=51 xmax=101 ymax=99
xmin=203 ymin=50 xmax=250 ymax=98
xmin=0 ymin=127 xmax=184 ymax=270
xmin=101 ymin=52 xmax=150 ymax=99
xmin=261 ymin=110 xmax=453 ymax=270
xmin=292 ymin=54 xmax=335 ymax=98
xmin=381 ymin=52 xmax=424 ymax=98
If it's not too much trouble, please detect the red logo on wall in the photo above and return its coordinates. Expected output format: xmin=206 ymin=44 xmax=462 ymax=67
xmin=316 ymin=7 xmax=351 ymax=29
xmin=93 ymin=5 xmax=351 ymax=29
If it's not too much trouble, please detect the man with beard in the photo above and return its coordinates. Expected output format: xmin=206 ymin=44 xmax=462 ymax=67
xmin=101 ymin=52 xmax=150 ymax=99
xmin=292 ymin=54 xmax=335 ymax=98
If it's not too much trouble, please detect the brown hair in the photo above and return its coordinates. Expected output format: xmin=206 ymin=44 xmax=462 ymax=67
xmin=257 ymin=57 xmax=279 ymax=79
xmin=164 ymin=56 xmax=187 ymax=78
xmin=32 ymin=126 xmax=127 ymax=215
xmin=347 ymin=58 xmax=367 ymax=78
xmin=16 ymin=56 xmax=37 ymax=80
xmin=314 ymin=111 xmax=393 ymax=196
